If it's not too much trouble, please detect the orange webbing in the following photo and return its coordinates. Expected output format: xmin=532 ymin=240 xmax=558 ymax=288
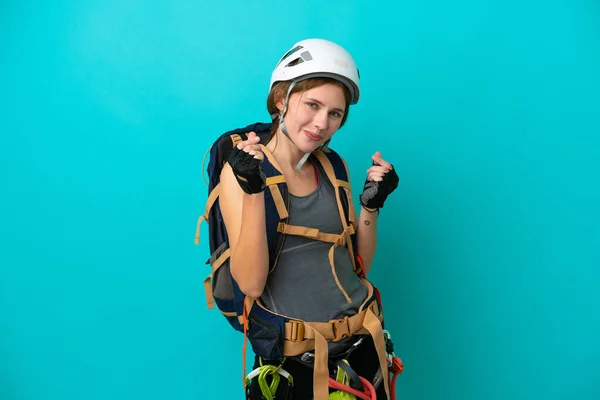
xmin=363 ymin=309 xmax=390 ymax=400
xmin=194 ymin=184 xmax=221 ymax=245
xmin=268 ymin=185 xmax=289 ymax=219
xmin=313 ymin=152 xmax=347 ymax=228
xmin=261 ymin=145 xmax=289 ymax=220
xmin=203 ymin=274 xmax=214 ymax=309
xmin=276 ymin=223 xmax=348 ymax=244
xmin=343 ymin=187 xmax=356 ymax=225
xmin=202 ymin=248 xmax=231 ymax=309
xmin=284 ymin=312 xmax=366 ymax=347
xmin=231 ymin=134 xmax=243 ymax=147
xmin=327 ymin=227 xmax=355 ymax=303
xmin=260 ymin=144 xmax=284 ymax=173
xmin=265 ymin=175 xmax=286 ymax=186
xmin=210 ymin=248 xmax=231 ymax=274
xmin=305 ymin=324 xmax=330 ymax=400
xmin=241 ymin=296 xmax=250 ymax=387
xmin=340 ymin=157 xmax=356 ymax=225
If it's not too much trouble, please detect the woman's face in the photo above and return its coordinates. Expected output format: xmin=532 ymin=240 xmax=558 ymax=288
xmin=279 ymin=83 xmax=347 ymax=153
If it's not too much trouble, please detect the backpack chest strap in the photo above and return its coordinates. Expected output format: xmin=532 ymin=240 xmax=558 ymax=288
xmin=277 ymin=223 xmax=356 ymax=303
xmin=276 ymin=222 xmax=354 ymax=246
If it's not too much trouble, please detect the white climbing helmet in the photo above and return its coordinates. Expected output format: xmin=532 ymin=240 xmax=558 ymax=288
xmin=269 ymin=38 xmax=360 ymax=104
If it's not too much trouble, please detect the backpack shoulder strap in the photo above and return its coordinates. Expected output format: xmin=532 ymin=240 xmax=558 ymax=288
xmin=261 ymin=145 xmax=289 ymax=221
xmin=312 ymin=149 xmax=361 ymax=275
xmin=259 ymin=145 xmax=290 ymax=271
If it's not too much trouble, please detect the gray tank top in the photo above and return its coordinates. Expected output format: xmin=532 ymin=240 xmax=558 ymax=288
xmin=261 ymin=161 xmax=369 ymax=324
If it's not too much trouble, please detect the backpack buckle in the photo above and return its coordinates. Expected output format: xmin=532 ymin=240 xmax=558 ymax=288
xmin=288 ymin=320 xmax=305 ymax=342
xmin=277 ymin=222 xmax=286 ymax=233
xmin=331 ymin=316 xmax=351 ymax=342
xmin=336 ymin=226 xmax=354 ymax=247
xmin=336 ymin=231 xmax=348 ymax=246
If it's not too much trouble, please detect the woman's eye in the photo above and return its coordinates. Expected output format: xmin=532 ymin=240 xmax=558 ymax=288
xmin=307 ymin=102 xmax=318 ymax=109
xmin=330 ymin=111 xmax=341 ymax=118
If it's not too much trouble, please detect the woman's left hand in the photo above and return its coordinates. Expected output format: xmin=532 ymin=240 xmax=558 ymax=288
xmin=360 ymin=151 xmax=399 ymax=210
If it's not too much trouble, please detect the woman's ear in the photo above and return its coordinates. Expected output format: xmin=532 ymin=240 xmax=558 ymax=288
xmin=275 ymin=93 xmax=284 ymax=113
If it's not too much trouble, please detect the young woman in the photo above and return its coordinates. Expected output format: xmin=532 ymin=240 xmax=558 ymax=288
xmin=219 ymin=38 xmax=399 ymax=399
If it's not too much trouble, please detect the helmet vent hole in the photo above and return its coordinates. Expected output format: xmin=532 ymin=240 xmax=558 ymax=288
xmin=286 ymin=57 xmax=304 ymax=67
xmin=277 ymin=45 xmax=304 ymax=66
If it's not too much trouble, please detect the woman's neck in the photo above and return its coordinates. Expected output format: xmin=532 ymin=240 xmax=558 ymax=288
xmin=266 ymin=130 xmax=312 ymax=173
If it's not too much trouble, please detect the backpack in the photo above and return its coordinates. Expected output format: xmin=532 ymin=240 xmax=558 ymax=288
xmin=195 ymin=122 xmax=399 ymax=400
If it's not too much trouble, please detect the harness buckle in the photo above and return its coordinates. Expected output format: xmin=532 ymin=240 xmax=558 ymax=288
xmin=277 ymin=222 xmax=286 ymax=233
xmin=337 ymin=225 xmax=355 ymax=247
xmin=288 ymin=320 xmax=305 ymax=342
xmin=331 ymin=316 xmax=351 ymax=342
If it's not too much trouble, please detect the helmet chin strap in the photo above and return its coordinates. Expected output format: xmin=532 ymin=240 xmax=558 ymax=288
xmin=277 ymin=80 xmax=325 ymax=173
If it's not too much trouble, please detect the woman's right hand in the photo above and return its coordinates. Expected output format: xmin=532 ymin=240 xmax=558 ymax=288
xmin=227 ymin=131 xmax=266 ymax=194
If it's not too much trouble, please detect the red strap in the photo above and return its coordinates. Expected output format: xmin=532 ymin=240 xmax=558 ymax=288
xmin=328 ymin=376 xmax=376 ymax=400
xmin=389 ymin=356 xmax=404 ymax=400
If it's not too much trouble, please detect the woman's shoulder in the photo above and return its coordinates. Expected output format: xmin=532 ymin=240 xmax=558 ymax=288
xmin=313 ymin=148 xmax=352 ymax=178
xmin=219 ymin=162 xmax=245 ymax=211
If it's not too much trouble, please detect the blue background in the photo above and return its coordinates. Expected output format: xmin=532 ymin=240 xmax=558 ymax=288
xmin=1 ymin=1 xmax=599 ymax=399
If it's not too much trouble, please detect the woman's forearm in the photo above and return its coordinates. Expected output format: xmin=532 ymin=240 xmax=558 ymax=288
xmin=356 ymin=206 xmax=378 ymax=275
xmin=230 ymin=193 xmax=270 ymax=298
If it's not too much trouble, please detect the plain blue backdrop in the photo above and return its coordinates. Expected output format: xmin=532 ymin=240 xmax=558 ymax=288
xmin=1 ymin=1 xmax=599 ymax=399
